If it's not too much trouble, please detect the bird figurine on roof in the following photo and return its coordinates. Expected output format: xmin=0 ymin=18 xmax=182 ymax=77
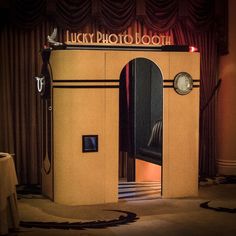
xmin=47 ymin=28 xmax=63 ymax=46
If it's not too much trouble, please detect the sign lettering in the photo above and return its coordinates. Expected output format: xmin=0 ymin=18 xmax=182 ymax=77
xmin=65 ymin=30 xmax=172 ymax=46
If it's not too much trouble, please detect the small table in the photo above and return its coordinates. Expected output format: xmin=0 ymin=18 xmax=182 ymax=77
xmin=0 ymin=153 xmax=19 ymax=235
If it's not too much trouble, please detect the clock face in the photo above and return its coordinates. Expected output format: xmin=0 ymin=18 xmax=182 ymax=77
xmin=173 ymin=72 xmax=193 ymax=95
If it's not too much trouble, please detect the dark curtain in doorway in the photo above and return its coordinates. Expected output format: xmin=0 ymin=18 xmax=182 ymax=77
xmin=119 ymin=63 xmax=135 ymax=181
xmin=119 ymin=64 xmax=133 ymax=155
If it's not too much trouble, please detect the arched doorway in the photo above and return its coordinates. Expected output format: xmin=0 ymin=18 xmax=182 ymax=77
xmin=119 ymin=58 xmax=163 ymax=200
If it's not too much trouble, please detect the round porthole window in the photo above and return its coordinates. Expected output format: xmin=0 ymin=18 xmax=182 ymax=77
xmin=173 ymin=72 xmax=193 ymax=95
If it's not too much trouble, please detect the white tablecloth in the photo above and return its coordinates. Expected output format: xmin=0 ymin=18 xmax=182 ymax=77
xmin=0 ymin=152 xmax=19 ymax=235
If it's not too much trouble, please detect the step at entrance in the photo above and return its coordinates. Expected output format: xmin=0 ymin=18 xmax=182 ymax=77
xmin=118 ymin=182 xmax=161 ymax=201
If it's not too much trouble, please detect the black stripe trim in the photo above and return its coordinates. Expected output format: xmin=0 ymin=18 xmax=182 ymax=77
xmin=163 ymin=80 xmax=173 ymax=82
xmin=54 ymin=85 xmax=198 ymax=89
xmin=54 ymin=79 xmax=199 ymax=83
xmin=53 ymin=80 xmax=120 ymax=83
xmin=53 ymin=85 xmax=119 ymax=89
xmin=64 ymin=44 xmax=163 ymax=51
xmin=164 ymin=85 xmax=200 ymax=88
xmin=164 ymin=80 xmax=200 ymax=83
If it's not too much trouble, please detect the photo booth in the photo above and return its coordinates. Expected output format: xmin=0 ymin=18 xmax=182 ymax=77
xmin=37 ymin=47 xmax=200 ymax=205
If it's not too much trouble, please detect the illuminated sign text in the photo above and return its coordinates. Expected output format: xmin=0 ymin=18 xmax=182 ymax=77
xmin=65 ymin=31 xmax=172 ymax=46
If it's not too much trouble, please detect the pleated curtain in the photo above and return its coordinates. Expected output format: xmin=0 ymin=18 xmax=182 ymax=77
xmin=0 ymin=0 xmax=228 ymax=183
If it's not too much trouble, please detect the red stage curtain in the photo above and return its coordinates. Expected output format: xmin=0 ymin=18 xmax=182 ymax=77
xmin=9 ymin=0 xmax=47 ymax=29
xmin=0 ymin=0 xmax=228 ymax=183
xmin=98 ymin=0 xmax=136 ymax=32
xmin=0 ymin=21 xmax=56 ymax=184
xmin=7 ymin=0 xmax=228 ymax=54
xmin=7 ymin=0 xmax=222 ymax=34
xmin=144 ymin=0 xmax=178 ymax=32
xmin=54 ymin=0 xmax=92 ymax=30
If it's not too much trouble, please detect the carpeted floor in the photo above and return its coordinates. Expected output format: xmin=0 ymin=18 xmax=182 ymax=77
xmin=11 ymin=180 xmax=236 ymax=236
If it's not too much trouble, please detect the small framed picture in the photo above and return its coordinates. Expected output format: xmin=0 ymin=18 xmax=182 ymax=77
xmin=82 ymin=135 xmax=98 ymax=153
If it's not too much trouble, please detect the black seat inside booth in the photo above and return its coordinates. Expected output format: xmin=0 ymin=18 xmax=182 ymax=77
xmin=138 ymin=120 xmax=163 ymax=165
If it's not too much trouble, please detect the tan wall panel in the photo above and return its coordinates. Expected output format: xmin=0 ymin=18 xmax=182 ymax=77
xmin=104 ymin=89 xmax=119 ymax=202
xmin=50 ymin=50 xmax=105 ymax=80
xmin=169 ymin=52 xmax=200 ymax=80
xmin=51 ymin=50 xmax=120 ymax=205
xmin=162 ymin=52 xmax=200 ymax=198
xmin=53 ymin=88 xmax=106 ymax=205
xmin=163 ymin=90 xmax=199 ymax=197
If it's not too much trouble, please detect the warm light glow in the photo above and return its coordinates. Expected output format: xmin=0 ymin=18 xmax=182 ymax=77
xmin=189 ymin=46 xmax=198 ymax=52
xmin=136 ymin=159 xmax=162 ymax=182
